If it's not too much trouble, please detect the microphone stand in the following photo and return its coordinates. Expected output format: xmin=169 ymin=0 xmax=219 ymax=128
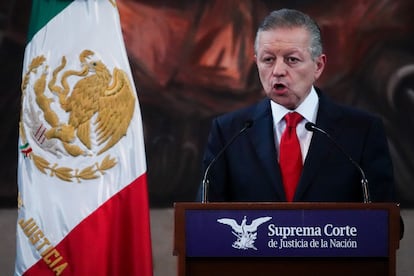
xmin=305 ymin=122 xmax=371 ymax=203
xmin=201 ymin=120 xmax=253 ymax=203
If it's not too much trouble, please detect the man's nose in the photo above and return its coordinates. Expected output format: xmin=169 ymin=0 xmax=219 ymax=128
xmin=272 ymin=59 xmax=287 ymax=77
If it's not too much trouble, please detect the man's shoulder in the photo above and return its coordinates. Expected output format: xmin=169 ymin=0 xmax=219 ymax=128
xmin=318 ymin=90 xmax=382 ymax=123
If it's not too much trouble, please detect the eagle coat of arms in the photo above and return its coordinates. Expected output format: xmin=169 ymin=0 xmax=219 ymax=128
xmin=217 ymin=216 xmax=272 ymax=250
xmin=20 ymin=49 xmax=136 ymax=182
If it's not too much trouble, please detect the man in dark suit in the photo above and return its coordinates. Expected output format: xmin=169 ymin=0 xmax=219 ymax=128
xmin=198 ymin=9 xmax=396 ymax=204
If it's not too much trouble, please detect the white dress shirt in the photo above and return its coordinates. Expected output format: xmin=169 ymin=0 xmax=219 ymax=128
xmin=271 ymin=86 xmax=319 ymax=163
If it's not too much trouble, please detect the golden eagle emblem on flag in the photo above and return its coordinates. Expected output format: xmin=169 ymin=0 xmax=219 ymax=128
xmin=20 ymin=49 xmax=136 ymax=182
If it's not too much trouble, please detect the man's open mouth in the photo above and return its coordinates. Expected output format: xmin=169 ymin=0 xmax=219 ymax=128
xmin=274 ymin=83 xmax=286 ymax=90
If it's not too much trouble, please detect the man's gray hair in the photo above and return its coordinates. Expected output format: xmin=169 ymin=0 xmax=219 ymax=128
xmin=254 ymin=9 xmax=323 ymax=60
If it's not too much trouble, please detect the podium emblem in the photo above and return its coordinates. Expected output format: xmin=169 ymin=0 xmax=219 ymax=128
xmin=217 ymin=216 xmax=272 ymax=250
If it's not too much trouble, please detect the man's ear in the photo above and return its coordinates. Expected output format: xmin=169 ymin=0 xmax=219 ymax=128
xmin=314 ymin=54 xmax=326 ymax=79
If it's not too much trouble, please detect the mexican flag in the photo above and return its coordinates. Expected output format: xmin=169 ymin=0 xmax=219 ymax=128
xmin=16 ymin=1 xmax=153 ymax=275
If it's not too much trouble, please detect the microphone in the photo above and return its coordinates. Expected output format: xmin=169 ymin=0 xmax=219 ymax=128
xmin=305 ymin=122 xmax=371 ymax=203
xmin=201 ymin=120 xmax=254 ymax=203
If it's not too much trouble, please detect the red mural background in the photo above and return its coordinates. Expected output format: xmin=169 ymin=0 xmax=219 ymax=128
xmin=1 ymin=0 xmax=414 ymax=207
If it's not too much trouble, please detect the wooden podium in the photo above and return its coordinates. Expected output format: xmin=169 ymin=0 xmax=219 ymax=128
xmin=174 ymin=202 xmax=400 ymax=276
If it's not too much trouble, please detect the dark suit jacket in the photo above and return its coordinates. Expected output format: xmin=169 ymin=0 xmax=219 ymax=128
xmin=199 ymin=90 xmax=396 ymax=203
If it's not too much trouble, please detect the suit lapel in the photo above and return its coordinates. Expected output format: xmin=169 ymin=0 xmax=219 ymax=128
xmin=294 ymin=93 xmax=344 ymax=200
xmin=248 ymin=99 xmax=287 ymax=200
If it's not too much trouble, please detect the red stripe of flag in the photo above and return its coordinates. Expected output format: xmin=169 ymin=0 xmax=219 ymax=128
xmin=25 ymin=174 xmax=153 ymax=276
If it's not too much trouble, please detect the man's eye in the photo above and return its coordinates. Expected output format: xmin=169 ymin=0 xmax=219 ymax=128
xmin=262 ymin=57 xmax=274 ymax=63
xmin=286 ymin=57 xmax=299 ymax=64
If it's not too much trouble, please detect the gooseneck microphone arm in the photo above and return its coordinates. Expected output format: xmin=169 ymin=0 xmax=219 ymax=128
xmin=305 ymin=122 xmax=371 ymax=203
xmin=201 ymin=120 xmax=254 ymax=203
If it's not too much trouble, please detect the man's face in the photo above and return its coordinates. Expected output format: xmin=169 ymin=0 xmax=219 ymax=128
xmin=255 ymin=27 xmax=326 ymax=110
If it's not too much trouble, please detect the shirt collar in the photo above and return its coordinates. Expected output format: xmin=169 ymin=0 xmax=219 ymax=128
xmin=271 ymin=86 xmax=319 ymax=124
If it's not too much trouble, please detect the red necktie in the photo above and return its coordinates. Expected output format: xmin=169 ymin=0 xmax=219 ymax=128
xmin=279 ymin=112 xmax=303 ymax=202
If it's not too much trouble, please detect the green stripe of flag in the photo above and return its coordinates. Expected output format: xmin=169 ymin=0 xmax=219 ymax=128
xmin=27 ymin=0 xmax=73 ymax=43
